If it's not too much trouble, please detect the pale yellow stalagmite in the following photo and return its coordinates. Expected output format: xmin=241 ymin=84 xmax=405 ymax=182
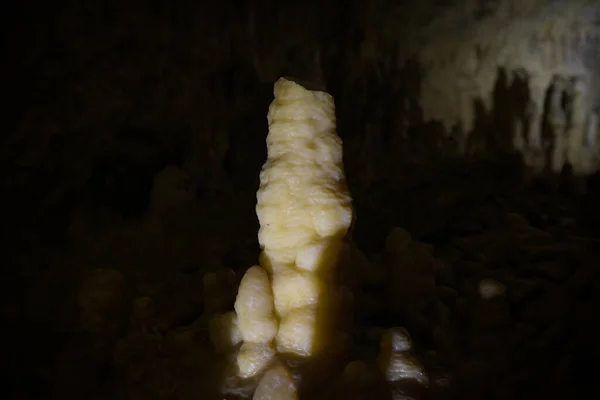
xmin=234 ymin=265 xmax=278 ymax=379
xmin=220 ymin=78 xmax=354 ymax=396
xmin=253 ymin=363 xmax=298 ymax=400
xmin=256 ymin=78 xmax=354 ymax=358
xmin=235 ymin=266 xmax=278 ymax=343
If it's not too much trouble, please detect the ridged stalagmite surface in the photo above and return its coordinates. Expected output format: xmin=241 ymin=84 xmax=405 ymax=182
xmin=255 ymin=78 xmax=353 ymax=360
xmin=213 ymin=78 xmax=354 ymax=397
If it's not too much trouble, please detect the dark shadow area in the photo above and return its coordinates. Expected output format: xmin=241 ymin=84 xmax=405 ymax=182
xmin=467 ymin=66 xmax=531 ymax=159
xmin=87 ymin=128 xmax=188 ymax=220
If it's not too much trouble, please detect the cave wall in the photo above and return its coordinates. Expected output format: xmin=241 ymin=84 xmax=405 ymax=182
xmin=4 ymin=0 xmax=600 ymax=274
xmin=0 ymin=0 xmax=595 ymax=288
xmin=416 ymin=0 xmax=600 ymax=174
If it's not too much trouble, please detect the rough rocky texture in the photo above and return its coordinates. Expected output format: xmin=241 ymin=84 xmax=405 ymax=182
xmin=3 ymin=0 xmax=600 ymax=399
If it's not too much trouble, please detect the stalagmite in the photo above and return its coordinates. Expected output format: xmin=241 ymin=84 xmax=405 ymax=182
xmin=255 ymin=77 xmax=354 ymax=363
xmin=234 ymin=266 xmax=279 ymax=378
xmin=210 ymin=78 xmax=355 ymax=397
xmin=565 ymin=77 xmax=588 ymax=175
xmin=377 ymin=327 xmax=429 ymax=398
xmin=253 ymin=363 xmax=298 ymax=400
xmin=546 ymin=75 xmax=569 ymax=173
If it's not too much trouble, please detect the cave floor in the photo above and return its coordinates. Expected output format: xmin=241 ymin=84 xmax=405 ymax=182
xmin=3 ymin=160 xmax=600 ymax=400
